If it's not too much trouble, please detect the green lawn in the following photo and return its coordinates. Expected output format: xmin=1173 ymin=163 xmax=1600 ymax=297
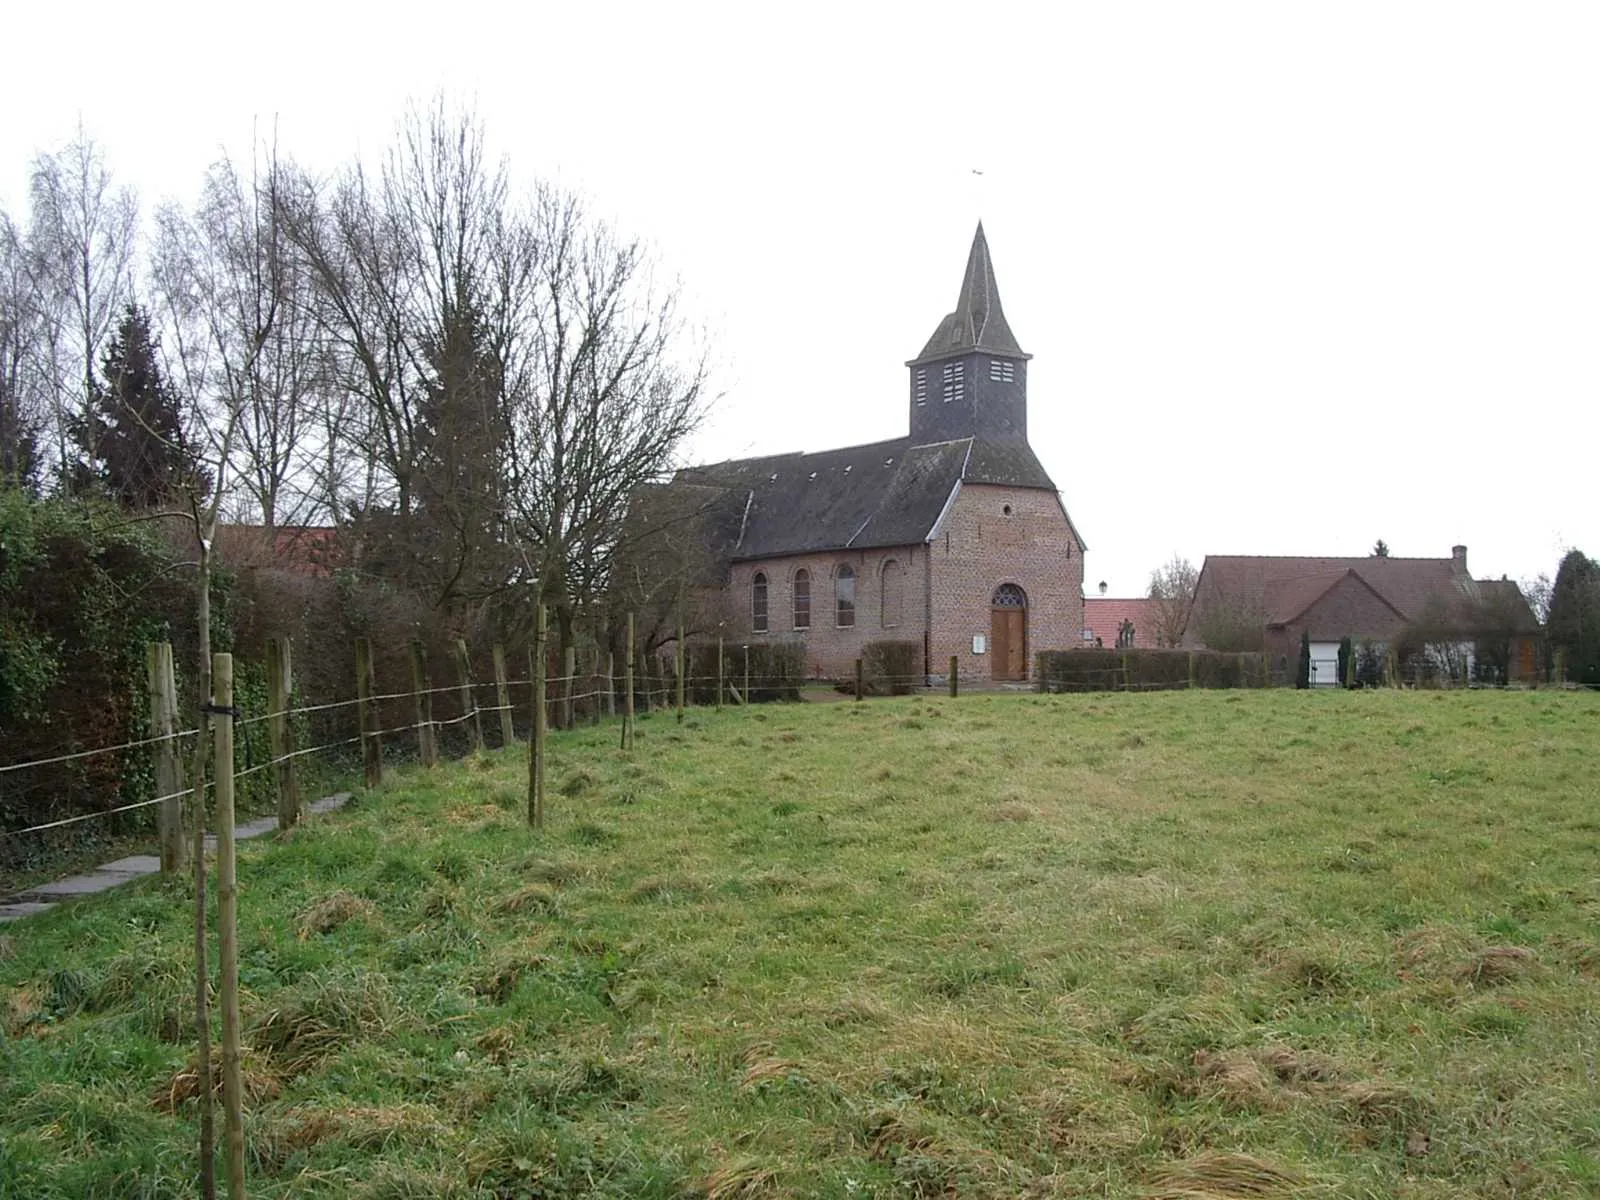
xmin=3 ymin=690 xmax=1598 ymax=1198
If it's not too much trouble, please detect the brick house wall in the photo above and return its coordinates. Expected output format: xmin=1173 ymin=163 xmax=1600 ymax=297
xmin=928 ymin=483 xmax=1083 ymax=682
xmin=726 ymin=545 xmax=929 ymax=679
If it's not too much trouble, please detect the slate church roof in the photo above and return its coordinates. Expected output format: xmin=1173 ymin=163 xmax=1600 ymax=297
xmin=677 ymin=435 xmax=1058 ymax=562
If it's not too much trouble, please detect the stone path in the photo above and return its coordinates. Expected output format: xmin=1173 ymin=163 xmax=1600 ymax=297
xmin=0 ymin=793 xmax=352 ymax=924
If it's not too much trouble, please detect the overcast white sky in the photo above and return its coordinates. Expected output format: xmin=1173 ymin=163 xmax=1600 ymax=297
xmin=3 ymin=1 xmax=1595 ymax=594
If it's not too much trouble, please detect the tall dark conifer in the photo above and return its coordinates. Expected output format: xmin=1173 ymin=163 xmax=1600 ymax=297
xmin=78 ymin=303 xmax=199 ymax=507
xmin=1548 ymin=548 xmax=1600 ymax=686
xmin=410 ymin=283 xmax=511 ymax=612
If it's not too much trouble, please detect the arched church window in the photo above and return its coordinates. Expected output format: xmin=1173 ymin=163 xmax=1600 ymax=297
xmin=992 ymin=583 xmax=1027 ymax=608
xmin=752 ymin=572 xmax=768 ymax=633
xmin=793 ymin=569 xmax=811 ymax=630
xmin=836 ymin=564 xmax=856 ymax=627
xmin=880 ymin=559 xmax=903 ymax=628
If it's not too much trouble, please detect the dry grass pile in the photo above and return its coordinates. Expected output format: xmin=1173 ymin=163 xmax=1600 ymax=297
xmin=295 ymin=890 xmax=380 ymax=939
xmin=247 ymin=969 xmax=395 ymax=1076
xmin=1144 ymin=1150 xmax=1303 ymax=1198
xmin=702 ymin=1156 xmax=780 ymax=1199
xmin=153 ymin=1044 xmax=283 ymax=1114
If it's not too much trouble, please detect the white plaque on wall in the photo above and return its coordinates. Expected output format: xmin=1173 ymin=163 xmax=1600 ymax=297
xmin=972 ymin=635 xmax=987 ymax=654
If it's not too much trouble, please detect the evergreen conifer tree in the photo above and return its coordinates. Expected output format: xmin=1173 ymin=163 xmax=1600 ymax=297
xmin=1547 ymin=548 xmax=1600 ymax=687
xmin=77 ymin=303 xmax=199 ymax=508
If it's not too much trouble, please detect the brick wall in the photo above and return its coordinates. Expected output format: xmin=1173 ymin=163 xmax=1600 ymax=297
xmin=725 ymin=546 xmax=928 ymax=679
xmin=928 ymin=484 xmax=1084 ymax=682
xmin=716 ymin=484 xmax=1084 ymax=683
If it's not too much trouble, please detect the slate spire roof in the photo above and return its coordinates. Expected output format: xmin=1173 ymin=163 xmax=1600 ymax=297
xmin=910 ymin=222 xmax=1030 ymax=365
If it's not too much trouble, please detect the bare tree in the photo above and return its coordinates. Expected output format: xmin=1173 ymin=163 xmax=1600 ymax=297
xmin=279 ymin=101 xmax=525 ymax=617
xmin=28 ymin=125 xmax=138 ymax=487
xmin=164 ymin=155 xmax=332 ymax=528
xmin=1146 ymin=554 xmax=1199 ymax=648
xmin=504 ymin=185 xmax=707 ymax=658
xmin=1520 ymin=572 xmax=1553 ymax=626
xmin=0 ymin=210 xmax=45 ymax=488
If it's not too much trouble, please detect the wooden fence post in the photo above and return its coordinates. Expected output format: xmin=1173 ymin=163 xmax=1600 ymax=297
xmin=623 ymin=612 xmax=636 ymax=751
xmin=1188 ymin=650 xmax=1197 ymax=691
xmin=210 ymin=653 xmax=246 ymax=1200
xmin=743 ymin=644 xmax=751 ymax=706
xmin=148 ymin=642 xmax=187 ymax=873
xmin=675 ymin=599 xmax=686 ymax=723
xmin=562 ymin=645 xmax=576 ymax=731
xmin=266 ymin=636 xmax=301 ymax=829
xmin=717 ymin=635 xmax=725 ymax=712
xmin=949 ymin=655 xmax=959 ymax=698
xmin=355 ymin=638 xmax=382 ymax=788
xmin=855 ymin=657 xmax=864 ymax=701
xmin=492 ymin=644 xmax=515 ymax=747
xmin=408 ymin=641 xmax=437 ymax=768
xmin=605 ymin=652 xmax=616 ymax=719
xmin=456 ymin=638 xmax=484 ymax=753
xmin=1122 ymin=651 xmax=1132 ymax=692
xmin=528 ymin=604 xmax=547 ymax=828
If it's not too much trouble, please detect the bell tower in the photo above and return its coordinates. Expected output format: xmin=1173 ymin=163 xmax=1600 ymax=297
xmin=906 ymin=223 xmax=1031 ymax=446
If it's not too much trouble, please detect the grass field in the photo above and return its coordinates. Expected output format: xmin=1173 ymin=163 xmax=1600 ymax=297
xmin=2 ymin=689 xmax=1598 ymax=1198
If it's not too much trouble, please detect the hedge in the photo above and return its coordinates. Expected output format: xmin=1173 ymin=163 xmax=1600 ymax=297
xmin=1035 ymin=647 xmax=1270 ymax=692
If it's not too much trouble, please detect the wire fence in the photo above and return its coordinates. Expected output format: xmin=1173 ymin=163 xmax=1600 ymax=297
xmin=13 ymin=642 xmax=1453 ymax=859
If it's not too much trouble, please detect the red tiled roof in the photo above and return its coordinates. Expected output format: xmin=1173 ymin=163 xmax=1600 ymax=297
xmin=1082 ymin=597 xmax=1163 ymax=648
xmin=216 ymin=525 xmax=343 ymax=576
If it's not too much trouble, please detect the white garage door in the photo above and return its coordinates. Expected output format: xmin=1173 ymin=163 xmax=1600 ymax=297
xmin=1309 ymin=642 xmax=1341 ymax=687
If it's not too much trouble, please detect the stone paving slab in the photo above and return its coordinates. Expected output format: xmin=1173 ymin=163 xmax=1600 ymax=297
xmin=2 ymin=791 xmax=355 ymax=923
xmin=99 ymin=855 xmax=163 ymax=875
xmin=20 ymin=872 xmax=134 ymax=900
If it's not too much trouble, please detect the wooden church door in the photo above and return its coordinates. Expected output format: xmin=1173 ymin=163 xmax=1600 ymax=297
xmin=990 ymin=584 xmax=1028 ymax=681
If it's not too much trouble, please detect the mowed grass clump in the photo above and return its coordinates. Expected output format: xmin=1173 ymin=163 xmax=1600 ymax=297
xmin=3 ymin=689 xmax=1599 ymax=1197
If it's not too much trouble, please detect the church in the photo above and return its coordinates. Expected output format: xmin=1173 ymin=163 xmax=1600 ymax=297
xmin=673 ymin=225 xmax=1086 ymax=683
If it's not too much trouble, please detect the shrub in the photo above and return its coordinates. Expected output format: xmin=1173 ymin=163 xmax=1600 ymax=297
xmin=861 ymin=640 xmax=920 ymax=695
xmin=1034 ymin=648 xmax=1267 ymax=692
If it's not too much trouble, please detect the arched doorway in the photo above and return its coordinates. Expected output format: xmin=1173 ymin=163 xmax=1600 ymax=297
xmin=991 ymin=583 xmax=1028 ymax=681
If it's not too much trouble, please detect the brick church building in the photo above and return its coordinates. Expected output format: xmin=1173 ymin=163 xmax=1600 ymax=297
xmin=672 ymin=225 xmax=1085 ymax=682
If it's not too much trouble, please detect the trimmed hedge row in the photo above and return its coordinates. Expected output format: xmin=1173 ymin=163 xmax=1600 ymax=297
xmin=1035 ymin=648 xmax=1270 ymax=692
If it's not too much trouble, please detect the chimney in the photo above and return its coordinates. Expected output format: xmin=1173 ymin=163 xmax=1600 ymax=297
xmin=1451 ymin=545 xmax=1467 ymax=573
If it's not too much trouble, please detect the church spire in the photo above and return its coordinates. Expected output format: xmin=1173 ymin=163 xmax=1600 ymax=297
xmin=909 ymin=222 xmax=1029 ymax=365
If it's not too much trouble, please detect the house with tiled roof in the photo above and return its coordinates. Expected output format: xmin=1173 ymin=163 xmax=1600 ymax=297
xmin=1184 ymin=546 xmax=1541 ymax=684
xmin=1082 ymin=596 xmax=1164 ymax=649
xmin=672 ymin=225 xmax=1086 ymax=681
